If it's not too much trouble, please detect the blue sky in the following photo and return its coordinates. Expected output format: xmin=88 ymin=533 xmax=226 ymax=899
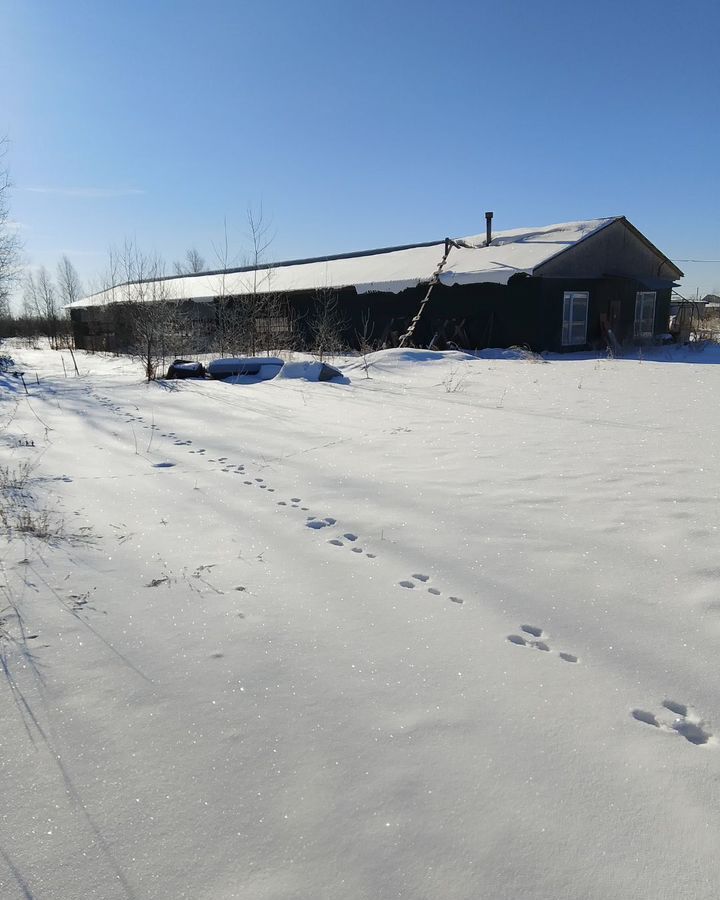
xmin=3 ymin=0 xmax=719 ymax=300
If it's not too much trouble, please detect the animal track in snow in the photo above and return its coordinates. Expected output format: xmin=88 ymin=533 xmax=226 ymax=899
xmin=277 ymin=496 xmax=303 ymax=508
xmin=507 ymin=626 xmax=578 ymax=661
xmin=306 ymin=516 xmax=337 ymax=530
xmin=632 ymin=700 xmax=713 ymax=746
xmin=398 ymin=574 xmax=462 ymax=603
xmin=325 ymin=529 xmax=376 ymax=558
xmin=520 ymin=624 xmax=542 ymax=637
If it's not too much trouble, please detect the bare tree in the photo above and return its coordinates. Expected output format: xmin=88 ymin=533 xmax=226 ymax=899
xmin=173 ymin=247 xmax=206 ymax=276
xmin=56 ymin=255 xmax=83 ymax=307
xmin=210 ymin=219 xmax=243 ymax=356
xmin=22 ymin=271 xmax=38 ymax=316
xmin=308 ymin=289 xmax=348 ymax=361
xmin=55 ymin=255 xmax=83 ymax=347
xmin=186 ymin=208 xmax=290 ymax=357
xmin=21 ymin=271 xmax=40 ymax=344
xmin=112 ymin=241 xmax=183 ymax=379
xmin=236 ymin=206 xmax=288 ymax=356
xmin=0 ymin=138 xmax=21 ymax=319
xmin=23 ymin=266 xmax=61 ymax=347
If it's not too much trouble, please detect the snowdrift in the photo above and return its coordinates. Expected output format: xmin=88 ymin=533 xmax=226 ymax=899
xmin=275 ymin=360 xmax=346 ymax=382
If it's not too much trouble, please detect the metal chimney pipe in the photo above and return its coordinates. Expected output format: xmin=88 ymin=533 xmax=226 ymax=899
xmin=485 ymin=211 xmax=493 ymax=246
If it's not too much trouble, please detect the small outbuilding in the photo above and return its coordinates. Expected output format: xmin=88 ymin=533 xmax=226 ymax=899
xmin=68 ymin=216 xmax=683 ymax=354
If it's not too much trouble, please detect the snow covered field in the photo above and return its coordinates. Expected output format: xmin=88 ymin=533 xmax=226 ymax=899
xmin=2 ymin=342 xmax=720 ymax=900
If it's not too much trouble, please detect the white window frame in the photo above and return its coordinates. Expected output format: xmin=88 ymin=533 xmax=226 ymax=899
xmin=562 ymin=291 xmax=589 ymax=346
xmin=634 ymin=291 xmax=656 ymax=339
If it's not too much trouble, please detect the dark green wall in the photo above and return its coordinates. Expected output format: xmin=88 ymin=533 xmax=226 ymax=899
xmin=71 ymin=276 xmax=671 ymax=355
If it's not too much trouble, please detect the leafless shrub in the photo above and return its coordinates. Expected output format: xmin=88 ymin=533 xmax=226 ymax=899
xmin=0 ymin=462 xmax=91 ymax=544
xmin=441 ymin=365 xmax=467 ymax=393
xmin=508 ymin=344 xmax=547 ymax=363
xmin=0 ymin=461 xmax=32 ymax=493
xmin=356 ymin=309 xmax=376 ymax=378
xmin=7 ymin=507 xmax=59 ymax=539
xmin=693 ymin=312 xmax=720 ymax=344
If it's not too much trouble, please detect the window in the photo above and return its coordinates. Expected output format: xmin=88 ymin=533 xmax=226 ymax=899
xmin=634 ymin=292 xmax=656 ymax=338
xmin=562 ymin=291 xmax=589 ymax=346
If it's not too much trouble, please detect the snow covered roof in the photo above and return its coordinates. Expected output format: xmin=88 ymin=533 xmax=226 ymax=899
xmin=70 ymin=217 xmax=624 ymax=308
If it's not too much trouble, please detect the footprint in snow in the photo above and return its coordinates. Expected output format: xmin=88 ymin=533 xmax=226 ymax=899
xmin=507 ymin=625 xmax=578 ymax=662
xmin=306 ymin=516 xmax=336 ymax=530
xmin=398 ymin=574 xmax=462 ymax=602
xmin=326 ymin=532 xmax=376 ymax=558
xmin=632 ymin=700 xmax=713 ymax=746
xmin=152 ymin=462 xmax=176 ymax=469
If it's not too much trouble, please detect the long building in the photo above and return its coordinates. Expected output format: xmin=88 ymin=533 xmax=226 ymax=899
xmin=68 ymin=216 xmax=683 ymax=353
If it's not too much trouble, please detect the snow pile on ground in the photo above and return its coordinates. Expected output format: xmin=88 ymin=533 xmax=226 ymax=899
xmin=2 ymin=342 xmax=720 ymax=899
xmin=275 ymin=360 xmax=345 ymax=382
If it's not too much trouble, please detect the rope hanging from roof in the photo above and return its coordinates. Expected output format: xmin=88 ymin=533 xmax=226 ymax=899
xmin=397 ymin=238 xmax=459 ymax=348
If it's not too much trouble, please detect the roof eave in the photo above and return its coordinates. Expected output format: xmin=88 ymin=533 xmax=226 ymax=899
xmin=618 ymin=216 xmax=684 ymax=279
